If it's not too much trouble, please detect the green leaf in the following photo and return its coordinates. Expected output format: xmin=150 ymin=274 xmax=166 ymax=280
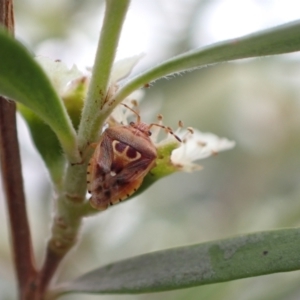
xmin=115 ymin=19 xmax=300 ymax=102
xmin=18 ymin=104 xmax=65 ymax=187
xmin=0 ymin=29 xmax=79 ymax=162
xmin=52 ymin=228 xmax=300 ymax=296
xmin=62 ymin=78 xmax=87 ymax=131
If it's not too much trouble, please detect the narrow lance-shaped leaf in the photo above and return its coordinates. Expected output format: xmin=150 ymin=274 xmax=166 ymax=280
xmin=53 ymin=228 xmax=300 ymax=296
xmin=0 ymin=29 xmax=79 ymax=162
xmin=115 ymin=19 xmax=300 ymax=103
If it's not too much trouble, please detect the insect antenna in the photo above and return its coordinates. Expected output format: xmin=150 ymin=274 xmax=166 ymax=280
xmin=148 ymin=123 xmax=182 ymax=142
xmin=131 ymin=99 xmax=140 ymax=113
xmin=120 ymin=103 xmax=141 ymax=123
xmin=120 ymin=103 xmax=181 ymax=142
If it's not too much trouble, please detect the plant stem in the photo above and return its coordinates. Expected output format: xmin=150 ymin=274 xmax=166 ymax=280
xmin=37 ymin=0 xmax=131 ymax=296
xmin=0 ymin=1 xmax=37 ymax=299
xmin=77 ymin=0 xmax=131 ymax=154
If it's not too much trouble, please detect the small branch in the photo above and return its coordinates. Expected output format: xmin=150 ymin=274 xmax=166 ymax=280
xmin=0 ymin=98 xmax=38 ymax=298
xmin=0 ymin=0 xmax=14 ymax=31
xmin=0 ymin=1 xmax=37 ymax=299
xmin=36 ymin=196 xmax=83 ymax=296
xmin=77 ymin=0 xmax=131 ymax=153
xmin=36 ymin=1 xmax=132 ymax=294
xmin=37 ymin=247 xmax=66 ymax=296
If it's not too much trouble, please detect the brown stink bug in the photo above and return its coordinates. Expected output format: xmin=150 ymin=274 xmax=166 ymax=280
xmin=87 ymin=104 xmax=181 ymax=210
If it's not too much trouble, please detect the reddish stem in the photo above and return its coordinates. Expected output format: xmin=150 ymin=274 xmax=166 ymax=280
xmin=0 ymin=0 xmax=37 ymax=298
xmin=38 ymin=248 xmax=65 ymax=295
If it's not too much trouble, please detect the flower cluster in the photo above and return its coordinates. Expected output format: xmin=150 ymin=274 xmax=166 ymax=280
xmin=37 ymin=56 xmax=235 ymax=178
xmin=108 ymin=90 xmax=235 ymax=176
xmin=36 ymin=56 xmax=87 ymax=97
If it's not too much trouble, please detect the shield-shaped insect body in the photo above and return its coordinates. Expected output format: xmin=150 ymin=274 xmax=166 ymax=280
xmin=87 ymin=104 xmax=181 ymax=210
xmin=87 ymin=115 xmax=158 ymax=210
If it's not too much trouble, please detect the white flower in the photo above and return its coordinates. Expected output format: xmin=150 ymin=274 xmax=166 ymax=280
xmin=104 ymin=54 xmax=145 ymax=117
xmin=36 ymin=56 xmax=86 ymax=96
xmin=110 ymin=54 xmax=145 ymax=84
xmin=171 ymin=128 xmax=235 ymax=172
xmin=38 ymin=53 xmax=234 ymax=175
xmin=110 ymin=91 xmax=235 ymax=174
xmin=37 ymin=54 xmax=144 ymax=103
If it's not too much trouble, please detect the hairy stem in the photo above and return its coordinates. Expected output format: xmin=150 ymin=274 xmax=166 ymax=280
xmin=37 ymin=0 xmax=131 ymax=296
xmin=77 ymin=0 xmax=131 ymax=154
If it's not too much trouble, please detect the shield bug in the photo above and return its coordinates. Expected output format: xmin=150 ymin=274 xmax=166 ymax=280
xmin=87 ymin=104 xmax=181 ymax=210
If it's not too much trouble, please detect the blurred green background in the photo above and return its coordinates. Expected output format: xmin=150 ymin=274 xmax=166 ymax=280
xmin=1 ymin=0 xmax=300 ymax=299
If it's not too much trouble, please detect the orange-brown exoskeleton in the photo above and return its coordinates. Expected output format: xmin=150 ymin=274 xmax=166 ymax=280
xmin=87 ymin=104 xmax=181 ymax=210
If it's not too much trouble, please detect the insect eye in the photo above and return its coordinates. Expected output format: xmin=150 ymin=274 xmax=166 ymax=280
xmin=130 ymin=121 xmax=135 ymax=126
xmin=148 ymin=131 xmax=152 ymax=136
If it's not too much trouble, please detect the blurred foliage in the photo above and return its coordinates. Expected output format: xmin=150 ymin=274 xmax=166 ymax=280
xmin=1 ymin=0 xmax=300 ymax=299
